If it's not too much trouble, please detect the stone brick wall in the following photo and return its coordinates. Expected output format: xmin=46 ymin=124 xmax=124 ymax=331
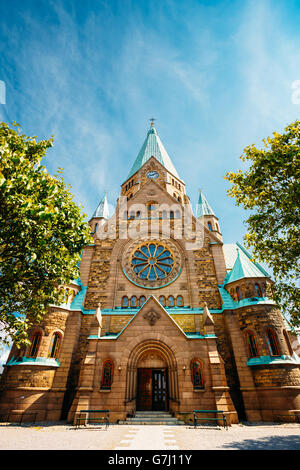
xmin=3 ymin=367 xmax=56 ymax=389
xmin=253 ymin=366 xmax=300 ymax=387
xmin=236 ymin=305 xmax=293 ymax=358
xmin=192 ymin=240 xmax=222 ymax=309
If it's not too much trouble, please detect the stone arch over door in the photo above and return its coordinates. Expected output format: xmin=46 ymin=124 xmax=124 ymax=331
xmin=124 ymin=339 xmax=179 ymax=413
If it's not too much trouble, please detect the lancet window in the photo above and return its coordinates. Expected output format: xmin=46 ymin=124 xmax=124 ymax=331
xmin=100 ymin=359 xmax=114 ymax=389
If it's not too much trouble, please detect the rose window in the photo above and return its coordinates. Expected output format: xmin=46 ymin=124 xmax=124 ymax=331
xmin=131 ymin=243 xmax=174 ymax=281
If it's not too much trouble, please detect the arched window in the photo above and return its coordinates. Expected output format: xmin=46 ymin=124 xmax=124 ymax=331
xmin=159 ymin=296 xmax=165 ymax=307
xmin=147 ymin=202 xmax=156 ymax=211
xmin=48 ymin=333 xmax=61 ymax=359
xmin=170 ymin=211 xmax=174 ymax=219
xmin=29 ymin=332 xmax=41 ymax=358
xmin=162 ymin=210 xmax=167 ymax=219
xmin=245 ymin=331 xmax=259 ymax=358
xmin=63 ymin=288 xmax=69 ymax=303
xmin=94 ymin=223 xmax=98 ymax=233
xmin=255 ymin=283 xmax=262 ymax=297
xmin=175 ymin=210 xmax=181 ymax=219
xmin=266 ymin=328 xmax=280 ymax=356
xmin=136 ymin=211 xmax=141 ymax=219
xmin=140 ymin=296 xmax=146 ymax=306
xmin=177 ymin=296 xmax=184 ymax=307
xmin=283 ymin=329 xmax=293 ymax=356
xmin=236 ymin=287 xmax=242 ymax=301
xmin=122 ymin=296 xmax=128 ymax=308
xmin=191 ymin=359 xmax=204 ymax=389
xmin=207 ymin=222 xmax=212 ymax=231
xmin=168 ymin=295 xmax=175 ymax=307
xmin=100 ymin=359 xmax=114 ymax=390
xmin=131 ymin=296 xmax=137 ymax=308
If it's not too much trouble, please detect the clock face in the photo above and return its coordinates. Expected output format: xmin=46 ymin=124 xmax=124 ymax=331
xmin=147 ymin=171 xmax=159 ymax=179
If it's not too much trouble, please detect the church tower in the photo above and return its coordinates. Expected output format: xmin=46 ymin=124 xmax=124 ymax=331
xmin=0 ymin=123 xmax=299 ymax=425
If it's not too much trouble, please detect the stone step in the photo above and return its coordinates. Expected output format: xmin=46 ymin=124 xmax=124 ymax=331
xmin=118 ymin=420 xmax=185 ymax=425
xmin=119 ymin=412 xmax=185 ymax=425
xmin=134 ymin=413 xmax=173 ymax=418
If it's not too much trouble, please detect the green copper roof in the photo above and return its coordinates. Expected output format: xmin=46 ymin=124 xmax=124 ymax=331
xmin=196 ymin=189 xmax=215 ymax=217
xmin=223 ymin=243 xmax=269 ymax=285
xmin=92 ymin=192 xmax=109 ymax=219
xmin=127 ymin=125 xmax=179 ymax=179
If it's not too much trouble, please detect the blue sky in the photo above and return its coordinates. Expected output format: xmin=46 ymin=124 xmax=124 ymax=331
xmin=0 ymin=0 xmax=300 ymax=363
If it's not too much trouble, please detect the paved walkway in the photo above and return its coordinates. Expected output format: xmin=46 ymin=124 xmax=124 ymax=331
xmin=0 ymin=422 xmax=300 ymax=450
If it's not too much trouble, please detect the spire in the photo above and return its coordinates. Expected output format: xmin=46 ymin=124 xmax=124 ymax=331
xmin=127 ymin=124 xmax=179 ymax=179
xmin=202 ymin=302 xmax=214 ymax=326
xmin=196 ymin=189 xmax=215 ymax=217
xmin=92 ymin=192 xmax=109 ymax=219
xmin=225 ymin=246 xmax=268 ymax=285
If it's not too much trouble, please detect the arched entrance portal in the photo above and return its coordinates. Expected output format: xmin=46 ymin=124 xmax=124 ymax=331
xmin=125 ymin=340 xmax=179 ymax=414
xmin=137 ymin=350 xmax=168 ymax=411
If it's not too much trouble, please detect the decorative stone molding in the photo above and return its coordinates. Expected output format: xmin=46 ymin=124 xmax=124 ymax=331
xmin=143 ymin=311 xmax=161 ymax=326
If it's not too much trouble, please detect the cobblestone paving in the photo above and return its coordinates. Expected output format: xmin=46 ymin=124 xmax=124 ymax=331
xmin=0 ymin=422 xmax=299 ymax=450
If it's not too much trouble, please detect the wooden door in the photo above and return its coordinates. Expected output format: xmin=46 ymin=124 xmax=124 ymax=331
xmin=152 ymin=369 xmax=167 ymax=411
xmin=137 ymin=368 xmax=152 ymax=410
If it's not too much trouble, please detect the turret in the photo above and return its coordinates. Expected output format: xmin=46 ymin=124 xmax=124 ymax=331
xmin=89 ymin=192 xmax=109 ymax=236
xmin=196 ymin=189 xmax=222 ymax=241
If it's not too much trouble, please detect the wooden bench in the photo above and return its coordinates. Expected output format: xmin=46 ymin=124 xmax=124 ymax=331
xmin=74 ymin=409 xmax=110 ymax=429
xmin=193 ymin=410 xmax=228 ymax=429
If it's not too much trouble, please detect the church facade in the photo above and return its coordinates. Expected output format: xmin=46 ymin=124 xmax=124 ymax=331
xmin=1 ymin=123 xmax=300 ymax=425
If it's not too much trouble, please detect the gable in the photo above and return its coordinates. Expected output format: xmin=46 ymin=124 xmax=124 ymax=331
xmin=116 ymin=295 xmax=187 ymax=340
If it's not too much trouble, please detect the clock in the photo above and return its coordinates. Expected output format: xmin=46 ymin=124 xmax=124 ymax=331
xmin=147 ymin=171 xmax=159 ymax=179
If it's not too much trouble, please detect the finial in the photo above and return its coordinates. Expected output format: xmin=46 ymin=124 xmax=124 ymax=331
xmin=149 ymin=117 xmax=156 ymax=127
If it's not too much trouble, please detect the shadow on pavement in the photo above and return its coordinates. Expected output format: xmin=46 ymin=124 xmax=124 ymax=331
xmin=222 ymin=434 xmax=300 ymax=450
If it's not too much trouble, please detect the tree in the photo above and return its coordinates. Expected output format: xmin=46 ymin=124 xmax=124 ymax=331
xmin=225 ymin=120 xmax=300 ymax=327
xmin=0 ymin=122 xmax=92 ymax=347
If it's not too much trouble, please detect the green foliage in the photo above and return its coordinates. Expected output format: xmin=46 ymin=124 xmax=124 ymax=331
xmin=225 ymin=120 xmax=300 ymax=326
xmin=0 ymin=122 xmax=92 ymax=347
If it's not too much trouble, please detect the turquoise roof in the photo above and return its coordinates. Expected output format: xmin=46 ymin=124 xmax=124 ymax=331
xmin=92 ymin=192 xmax=109 ymax=219
xmin=223 ymin=242 xmax=269 ymax=285
xmin=196 ymin=189 xmax=215 ymax=217
xmin=127 ymin=125 xmax=180 ymax=180
xmin=70 ymin=285 xmax=96 ymax=314
xmin=6 ymin=356 xmax=60 ymax=367
xmin=246 ymin=354 xmax=300 ymax=366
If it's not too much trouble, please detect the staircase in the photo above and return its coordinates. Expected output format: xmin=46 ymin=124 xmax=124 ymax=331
xmin=119 ymin=411 xmax=185 ymax=425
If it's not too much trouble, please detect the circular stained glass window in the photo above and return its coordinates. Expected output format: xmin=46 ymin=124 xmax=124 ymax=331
xmin=131 ymin=242 xmax=174 ymax=281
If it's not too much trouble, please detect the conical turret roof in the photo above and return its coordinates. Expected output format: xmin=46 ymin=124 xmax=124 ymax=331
xmin=196 ymin=189 xmax=215 ymax=217
xmin=127 ymin=125 xmax=179 ymax=179
xmin=224 ymin=243 xmax=269 ymax=285
xmin=92 ymin=192 xmax=109 ymax=219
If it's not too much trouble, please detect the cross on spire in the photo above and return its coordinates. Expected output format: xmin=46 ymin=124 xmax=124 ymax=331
xmin=149 ymin=117 xmax=156 ymax=127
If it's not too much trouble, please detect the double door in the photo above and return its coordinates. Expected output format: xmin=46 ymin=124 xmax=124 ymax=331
xmin=137 ymin=368 xmax=168 ymax=411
